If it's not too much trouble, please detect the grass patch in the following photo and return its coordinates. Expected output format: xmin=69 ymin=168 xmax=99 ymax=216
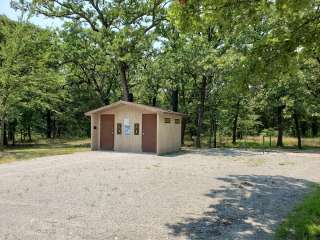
xmin=0 ymin=138 xmax=90 ymax=164
xmin=275 ymin=185 xmax=320 ymax=240
xmin=184 ymin=136 xmax=320 ymax=151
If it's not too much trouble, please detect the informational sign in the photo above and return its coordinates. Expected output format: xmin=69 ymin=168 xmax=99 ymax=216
xmin=124 ymin=118 xmax=131 ymax=136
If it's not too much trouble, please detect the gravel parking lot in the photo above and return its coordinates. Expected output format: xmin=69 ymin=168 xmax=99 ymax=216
xmin=0 ymin=149 xmax=319 ymax=240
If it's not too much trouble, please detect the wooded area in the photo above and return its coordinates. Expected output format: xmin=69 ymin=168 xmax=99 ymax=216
xmin=0 ymin=0 xmax=319 ymax=149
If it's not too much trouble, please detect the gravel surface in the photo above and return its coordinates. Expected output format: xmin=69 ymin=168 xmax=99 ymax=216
xmin=0 ymin=149 xmax=319 ymax=240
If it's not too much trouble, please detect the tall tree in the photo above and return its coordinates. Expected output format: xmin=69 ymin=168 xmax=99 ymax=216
xmin=0 ymin=16 xmax=65 ymax=145
xmin=20 ymin=0 xmax=168 ymax=101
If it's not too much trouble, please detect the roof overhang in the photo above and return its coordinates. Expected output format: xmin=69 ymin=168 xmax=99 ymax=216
xmin=85 ymin=100 xmax=187 ymax=117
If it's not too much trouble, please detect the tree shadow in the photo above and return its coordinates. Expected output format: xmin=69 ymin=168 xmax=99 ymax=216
xmin=166 ymin=175 xmax=314 ymax=240
xmin=163 ymin=148 xmax=320 ymax=158
xmin=163 ymin=148 xmax=264 ymax=158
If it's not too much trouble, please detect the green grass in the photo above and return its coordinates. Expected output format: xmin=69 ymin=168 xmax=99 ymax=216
xmin=0 ymin=138 xmax=90 ymax=164
xmin=184 ymin=136 xmax=320 ymax=150
xmin=275 ymin=185 xmax=320 ymax=240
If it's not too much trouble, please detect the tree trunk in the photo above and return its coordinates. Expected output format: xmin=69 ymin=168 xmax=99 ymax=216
xmin=8 ymin=123 xmax=13 ymax=143
xmin=277 ymin=106 xmax=284 ymax=147
xmin=46 ymin=110 xmax=52 ymax=139
xmin=196 ymin=76 xmax=207 ymax=148
xmin=180 ymin=83 xmax=186 ymax=145
xmin=213 ymin=119 xmax=217 ymax=148
xmin=311 ymin=117 xmax=318 ymax=137
xmin=301 ymin=121 xmax=308 ymax=137
xmin=101 ymin=96 xmax=109 ymax=105
xmin=152 ymin=96 xmax=157 ymax=106
xmin=0 ymin=118 xmax=4 ymax=147
xmin=128 ymin=93 xmax=134 ymax=102
xmin=57 ymin=127 xmax=61 ymax=138
xmin=181 ymin=117 xmax=186 ymax=145
xmin=8 ymin=120 xmax=16 ymax=146
xmin=119 ymin=61 xmax=131 ymax=102
xmin=2 ymin=122 xmax=8 ymax=146
xmin=232 ymin=99 xmax=240 ymax=144
xmin=209 ymin=118 xmax=213 ymax=148
xmin=11 ymin=126 xmax=15 ymax=146
xmin=237 ymin=131 xmax=242 ymax=139
xmin=27 ymin=125 xmax=32 ymax=142
xmin=171 ymin=89 xmax=179 ymax=112
xmin=209 ymin=116 xmax=217 ymax=148
xmin=12 ymin=132 xmax=15 ymax=146
xmin=293 ymin=112 xmax=302 ymax=149
xmin=52 ymin=116 xmax=56 ymax=139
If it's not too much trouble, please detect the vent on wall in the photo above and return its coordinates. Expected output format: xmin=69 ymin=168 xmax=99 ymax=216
xmin=164 ymin=118 xmax=171 ymax=123
xmin=175 ymin=119 xmax=180 ymax=124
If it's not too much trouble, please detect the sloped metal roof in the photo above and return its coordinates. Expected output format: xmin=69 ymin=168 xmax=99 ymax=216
xmin=85 ymin=100 xmax=186 ymax=117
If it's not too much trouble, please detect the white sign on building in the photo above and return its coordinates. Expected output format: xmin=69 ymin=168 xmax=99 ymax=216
xmin=124 ymin=118 xmax=131 ymax=136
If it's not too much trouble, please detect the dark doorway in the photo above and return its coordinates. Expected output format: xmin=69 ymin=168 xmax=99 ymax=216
xmin=142 ymin=114 xmax=157 ymax=153
xmin=100 ymin=115 xmax=114 ymax=150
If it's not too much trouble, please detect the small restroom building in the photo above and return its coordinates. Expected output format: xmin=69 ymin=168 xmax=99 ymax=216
xmin=85 ymin=101 xmax=186 ymax=155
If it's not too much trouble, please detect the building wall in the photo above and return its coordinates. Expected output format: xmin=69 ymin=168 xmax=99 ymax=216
xmin=157 ymin=113 xmax=182 ymax=155
xmin=90 ymin=105 xmax=183 ymax=154
xmin=99 ymin=105 xmax=154 ymax=152
xmin=90 ymin=113 xmax=100 ymax=150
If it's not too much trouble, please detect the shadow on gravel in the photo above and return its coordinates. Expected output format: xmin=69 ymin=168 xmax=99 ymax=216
xmin=166 ymin=175 xmax=313 ymax=240
xmin=163 ymin=148 xmax=264 ymax=157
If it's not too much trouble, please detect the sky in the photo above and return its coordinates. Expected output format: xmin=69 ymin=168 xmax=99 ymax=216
xmin=0 ymin=0 xmax=62 ymax=28
xmin=0 ymin=0 xmax=163 ymax=48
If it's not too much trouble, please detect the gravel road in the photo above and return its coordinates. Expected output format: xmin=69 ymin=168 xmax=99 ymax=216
xmin=0 ymin=149 xmax=319 ymax=240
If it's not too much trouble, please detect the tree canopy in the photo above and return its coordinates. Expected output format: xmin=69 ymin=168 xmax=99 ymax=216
xmin=0 ymin=0 xmax=319 ymax=149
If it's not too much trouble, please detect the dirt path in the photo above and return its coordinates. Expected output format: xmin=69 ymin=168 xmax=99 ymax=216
xmin=0 ymin=149 xmax=319 ymax=240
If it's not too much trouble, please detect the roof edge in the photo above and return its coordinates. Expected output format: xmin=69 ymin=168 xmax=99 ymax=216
xmin=84 ymin=100 xmax=187 ymax=117
xmin=85 ymin=101 xmax=124 ymax=116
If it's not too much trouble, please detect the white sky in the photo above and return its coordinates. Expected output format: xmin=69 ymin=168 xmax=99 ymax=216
xmin=0 ymin=0 xmax=62 ymax=28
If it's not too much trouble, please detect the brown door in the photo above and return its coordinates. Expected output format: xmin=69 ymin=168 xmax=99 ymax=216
xmin=142 ymin=114 xmax=157 ymax=153
xmin=100 ymin=115 xmax=114 ymax=150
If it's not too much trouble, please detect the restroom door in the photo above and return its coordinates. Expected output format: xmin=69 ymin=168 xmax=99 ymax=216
xmin=100 ymin=115 xmax=114 ymax=150
xmin=142 ymin=114 xmax=157 ymax=153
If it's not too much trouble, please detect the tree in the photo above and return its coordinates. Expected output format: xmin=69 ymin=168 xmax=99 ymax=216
xmin=60 ymin=23 xmax=118 ymax=105
xmin=1 ymin=0 xmax=319 ymax=149
xmin=19 ymin=0 xmax=168 ymax=101
xmin=0 ymin=16 xmax=65 ymax=145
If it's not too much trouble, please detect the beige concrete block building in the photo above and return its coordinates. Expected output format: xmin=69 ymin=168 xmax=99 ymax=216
xmin=85 ymin=101 xmax=186 ymax=155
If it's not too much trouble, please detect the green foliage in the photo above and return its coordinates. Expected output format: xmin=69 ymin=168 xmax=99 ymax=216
xmin=1 ymin=0 xmax=320 ymax=148
xmin=17 ymin=0 xmax=168 ymax=100
xmin=275 ymin=185 xmax=320 ymax=240
xmin=261 ymin=128 xmax=277 ymax=137
xmin=0 ymin=18 xmax=64 ymax=121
